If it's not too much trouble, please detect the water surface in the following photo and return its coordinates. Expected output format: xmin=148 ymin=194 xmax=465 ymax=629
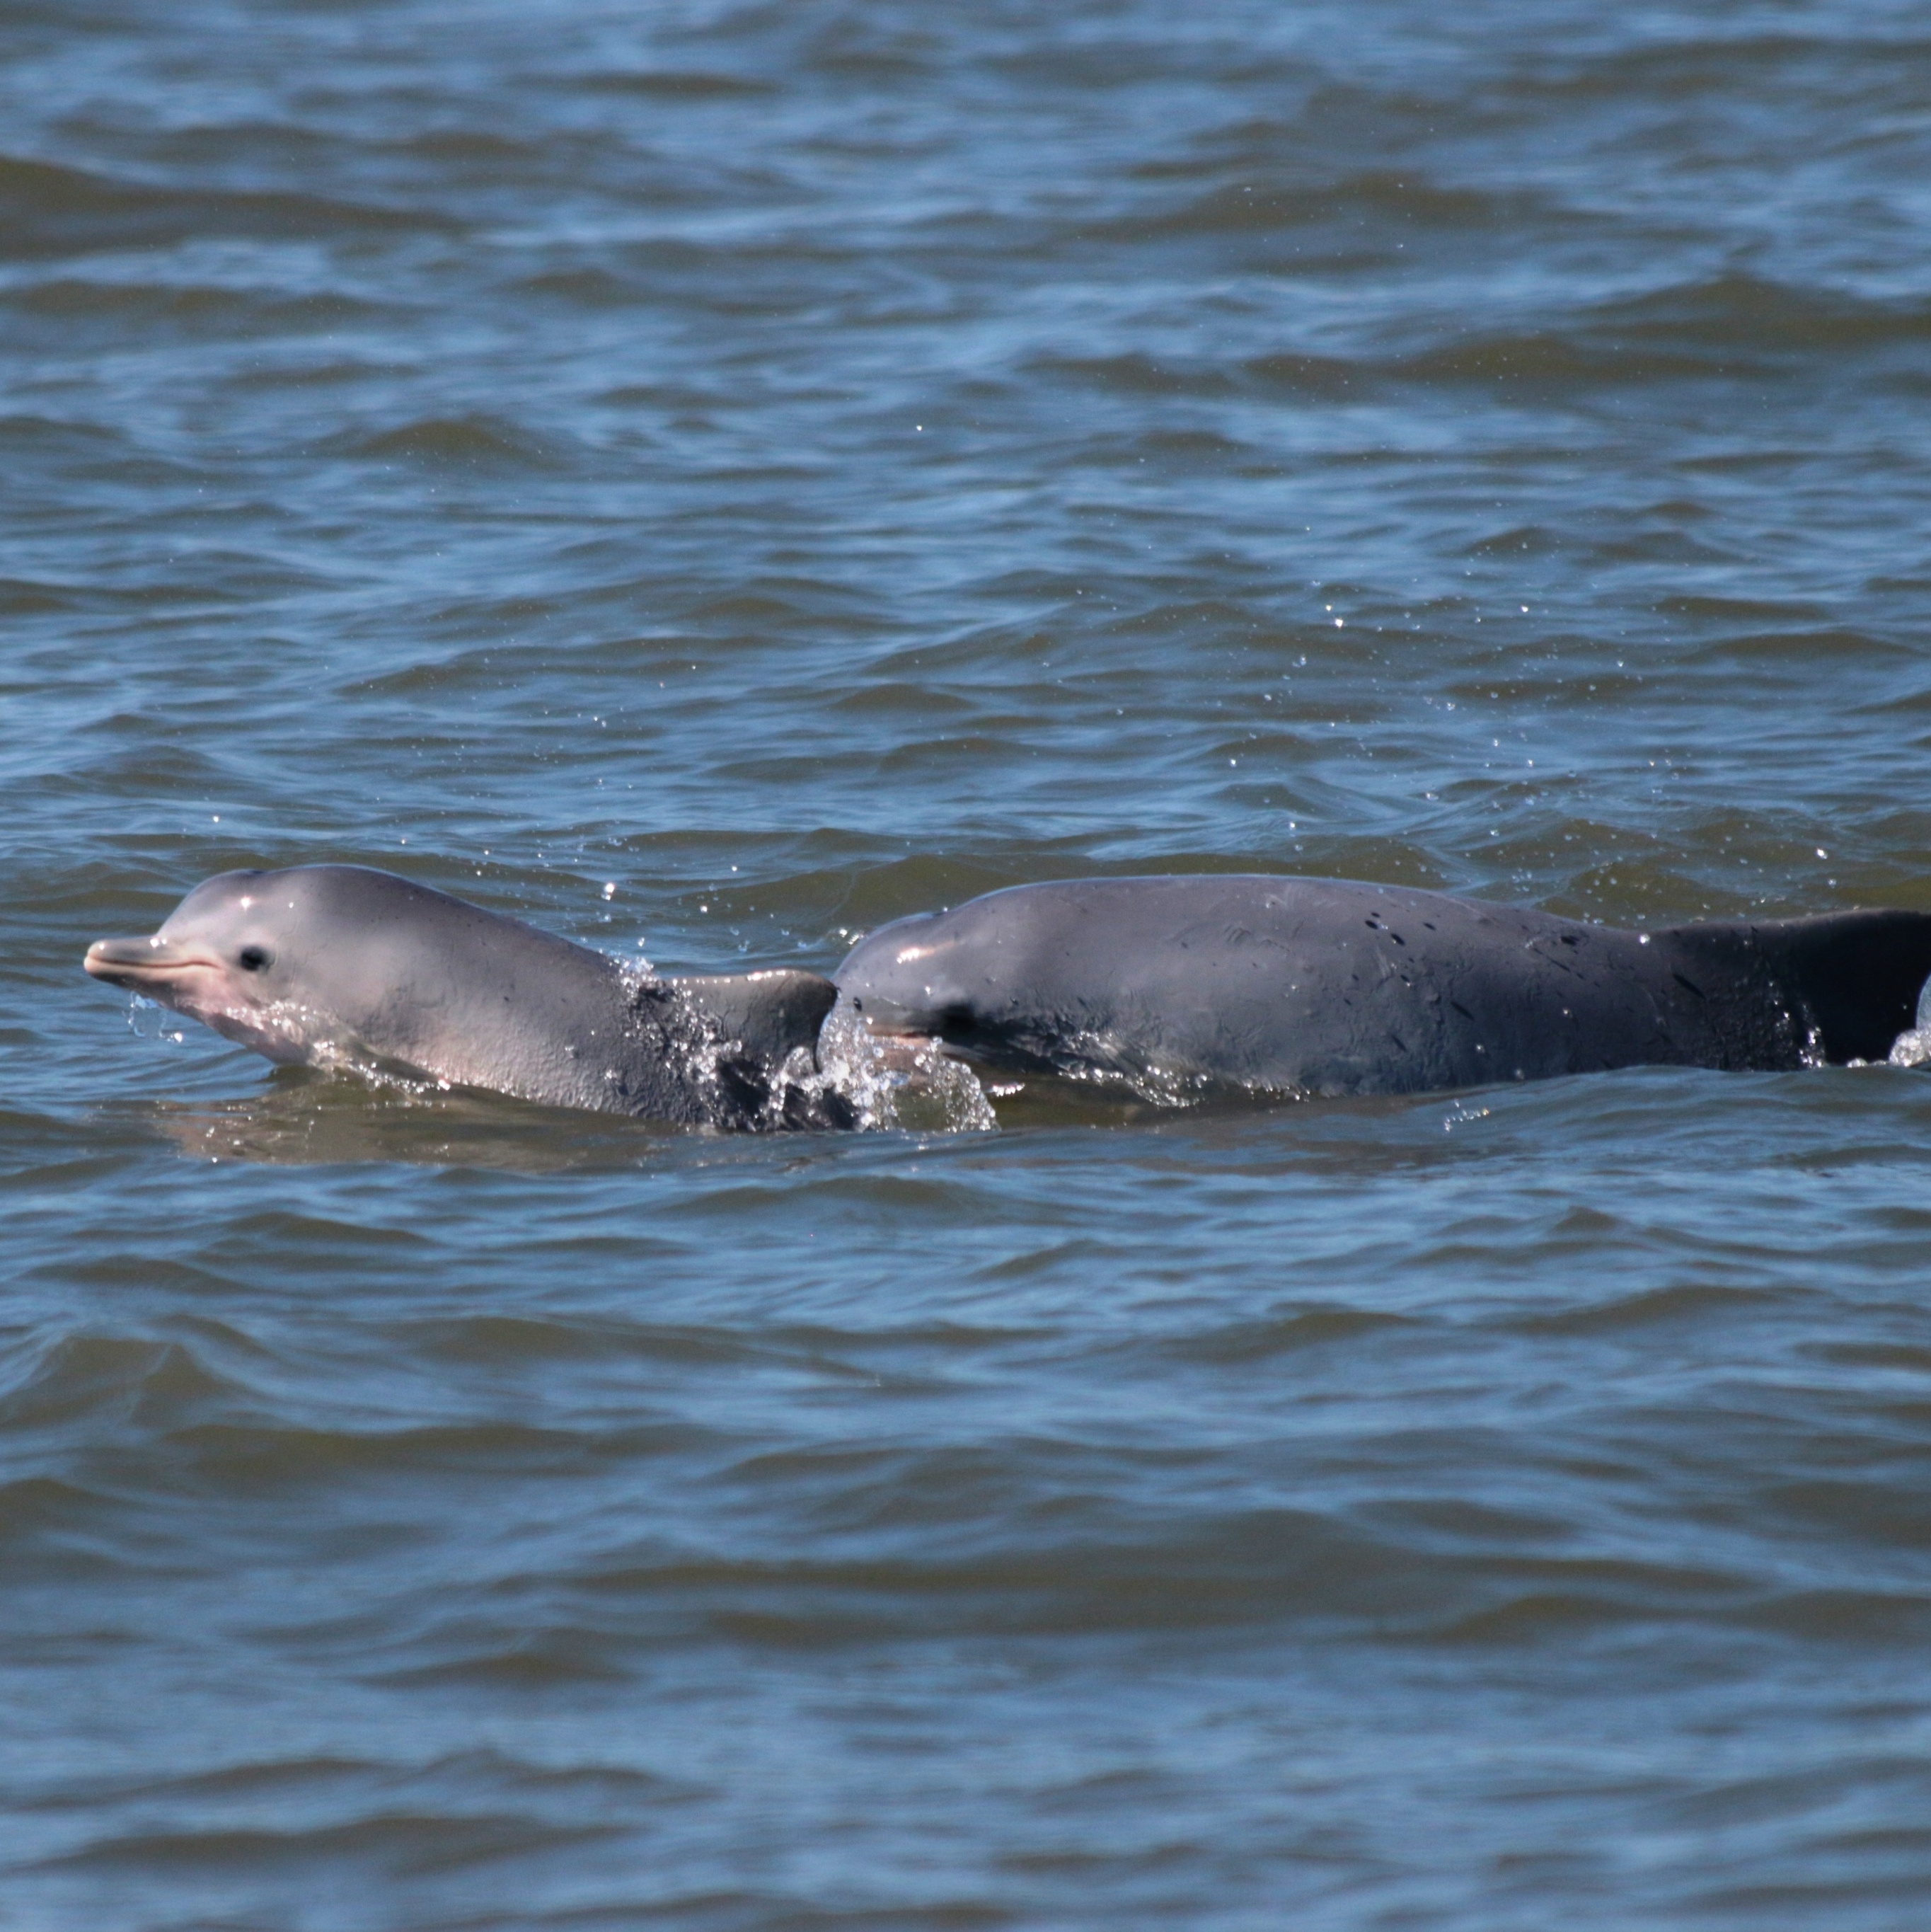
xmin=8 ymin=1 xmax=1931 ymax=1925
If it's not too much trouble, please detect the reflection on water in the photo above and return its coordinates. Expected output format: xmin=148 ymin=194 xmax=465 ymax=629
xmin=142 ymin=1073 xmax=688 ymax=1171
xmin=140 ymin=1068 xmax=1262 ymax=1168
xmin=136 ymin=1017 xmax=1000 ymax=1168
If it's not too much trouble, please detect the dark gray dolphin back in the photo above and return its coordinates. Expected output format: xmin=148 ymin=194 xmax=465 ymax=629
xmin=834 ymin=875 xmax=1931 ymax=1099
xmin=1665 ymin=909 xmax=1931 ymax=1066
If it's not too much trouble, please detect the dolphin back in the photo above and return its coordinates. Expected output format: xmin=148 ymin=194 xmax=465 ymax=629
xmin=1657 ymin=909 xmax=1931 ymax=1066
xmin=836 ymin=875 xmax=1931 ymax=1099
xmin=676 ymin=972 xmax=840 ymax=1067
xmin=667 ymin=970 xmax=853 ymax=1129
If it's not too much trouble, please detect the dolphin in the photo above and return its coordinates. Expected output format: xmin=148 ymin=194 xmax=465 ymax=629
xmin=834 ymin=874 xmax=1931 ymax=1100
xmin=85 ymin=865 xmax=850 ymax=1129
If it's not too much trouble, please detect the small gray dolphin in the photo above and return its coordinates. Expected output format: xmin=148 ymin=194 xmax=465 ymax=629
xmin=86 ymin=865 xmax=848 ymax=1129
xmin=835 ymin=874 xmax=1931 ymax=1100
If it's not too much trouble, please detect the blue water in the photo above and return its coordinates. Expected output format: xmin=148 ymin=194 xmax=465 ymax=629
xmin=8 ymin=1 xmax=1931 ymax=1924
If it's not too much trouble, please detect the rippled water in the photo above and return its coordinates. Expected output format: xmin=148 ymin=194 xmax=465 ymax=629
xmin=10 ymin=1 xmax=1931 ymax=1925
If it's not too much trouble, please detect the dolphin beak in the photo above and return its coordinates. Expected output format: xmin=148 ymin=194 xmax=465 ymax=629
xmin=83 ymin=936 xmax=217 ymax=988
xmin=842 ymin=999 xmax=976 ymax=1068
xmin=841 ymin=997 xmax=921 ymax=1040
xmin=842 ymin=990 xmax=946 ymax=1042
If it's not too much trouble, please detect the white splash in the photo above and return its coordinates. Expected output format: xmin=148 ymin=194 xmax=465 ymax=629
xmin=783 ymin=996 xmax=996 ymax=1133
xmin=1888 ymin=976 xmax=1931 ymax=1069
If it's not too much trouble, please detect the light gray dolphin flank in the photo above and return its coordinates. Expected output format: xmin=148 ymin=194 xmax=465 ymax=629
xmin=86 ymin=865 xmax=849 ymax=1129
xmin=835 ymin=874 xmax=1931 ymax=1100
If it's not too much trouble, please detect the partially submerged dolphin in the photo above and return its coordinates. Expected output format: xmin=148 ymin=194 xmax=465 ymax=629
xmin=85 ymin=865 xmax=848 ymax=1129
xmin=88 ymin=865 xmax=1931 ymax=1125
xmin=835 ymin=875 xmax=1931 ymax=1100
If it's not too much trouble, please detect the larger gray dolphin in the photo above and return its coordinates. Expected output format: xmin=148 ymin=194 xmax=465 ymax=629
xmin=86 ymin=865 xmax=848 ymax=1129
xmin=835 ymin=875 xmax=1931 ymax=1100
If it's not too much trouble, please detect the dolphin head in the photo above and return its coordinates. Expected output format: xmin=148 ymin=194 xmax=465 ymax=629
xmin=833 ymin=881 xmax=1154 ymax=1082
xmin=833 ymin=909 xmax=977 ymax=1042
xmin=84 ymin=866 xmax=454 ymax=1067
xmin=834 ymin=899 xmax=1065 ymax=1071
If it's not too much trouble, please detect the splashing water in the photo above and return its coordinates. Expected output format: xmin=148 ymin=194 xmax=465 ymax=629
xmin=1887 ymin=977 xmax=1931 ymax=1069
xmin=125 ymin=995 xmax=187 ymax=1046
xmin=780 ymin=996 xmax=996 ymax=1134
xmin=126 ymin=967 xmax=996 ymax=1133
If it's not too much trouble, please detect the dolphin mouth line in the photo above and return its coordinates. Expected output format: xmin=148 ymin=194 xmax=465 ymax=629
xmin=83 ymin=936 xmax=226 ymax=987
xmin=846 ymin=1013 xmax=977 ymax=1069
xmin=843 ymin=1006 xmax=945 ymax=1047
xmin=854 ymin=1018 xmax=933 ymax=1041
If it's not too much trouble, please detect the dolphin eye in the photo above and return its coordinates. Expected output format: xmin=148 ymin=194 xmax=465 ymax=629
xmin=238 ymin=946 xmax=271 ymax=972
